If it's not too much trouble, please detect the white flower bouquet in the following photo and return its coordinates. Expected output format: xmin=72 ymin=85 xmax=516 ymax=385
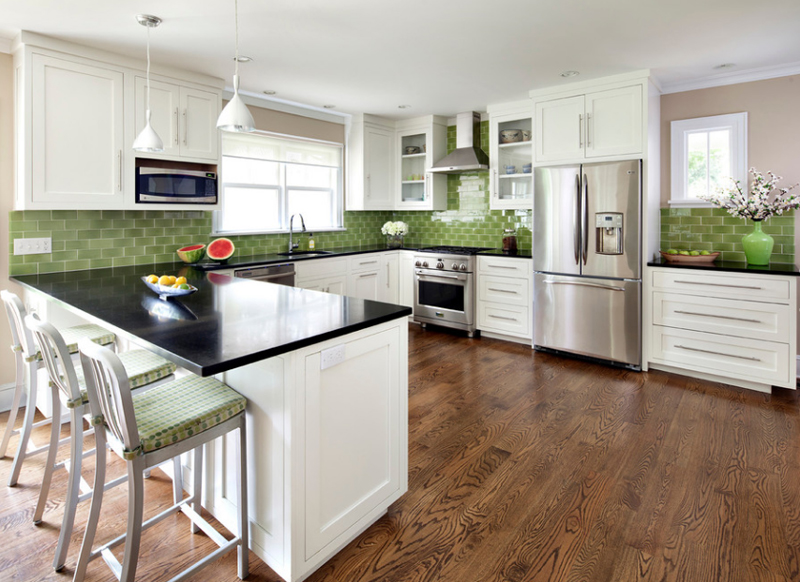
xmin=381 ymin=221 xmax=408 ymax=236
xmin=700 ymin=167 xmax=799 ymax=221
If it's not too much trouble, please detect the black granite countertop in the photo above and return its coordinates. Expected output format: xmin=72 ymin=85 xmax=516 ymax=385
xmin=12 ymin=264 xmax=411 ymax=377
xmin=648 ymin=258 xmax=800 ymax=276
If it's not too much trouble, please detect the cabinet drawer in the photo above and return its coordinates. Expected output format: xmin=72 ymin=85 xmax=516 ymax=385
xmin=348 ymin=254 xmax=382 ymax=273
xmin=651 ymin=326 xmax=791 ymax=387
xmin=478 ymin=275 xmax=530 ymax=306
xmin=653 ymin=292 xmax=792 ymax=343
xmin=295 ymin=257 xmax=347 ymax=279
xmin=477 ymin=255 xmax=531 ymax=277
xmin=478 ymin=303 xmax=531 ymax=338
xmin=651 ymin=270 xmax=790 ymax=302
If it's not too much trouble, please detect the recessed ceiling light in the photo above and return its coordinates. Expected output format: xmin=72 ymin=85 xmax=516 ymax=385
xmin=234 ymin=55 xmax=253 ymax=63
xmin=263 ymin=90 xmax=276 ymax=95
xmin=560 ymin=70 xmax=579 ymax=78
xmin=713 ymin=63 xmax=736 ymax=70
xmin=322 ymin=104 xmax=336 ymax=109
xmin=398 ymin=105 xmax=411 ymax=109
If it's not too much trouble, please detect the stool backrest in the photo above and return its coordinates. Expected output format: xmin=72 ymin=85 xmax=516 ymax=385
xmin=78 ymin=338 xmax=141 ymax=455
xmin=1 ymin=290 xmax=36 ymax=360
xmin=25 ymin=313 xmax=83 ymax=406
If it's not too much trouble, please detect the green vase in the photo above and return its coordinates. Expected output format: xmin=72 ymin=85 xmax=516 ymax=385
xmin=741 ymin=221 xmax=774 ymax=265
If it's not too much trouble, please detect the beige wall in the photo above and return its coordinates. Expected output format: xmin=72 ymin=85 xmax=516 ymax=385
xmin=1 ymin=52 xmax=16 ymax=387
xmin=246 ymin=102 xmax=345 ymax=143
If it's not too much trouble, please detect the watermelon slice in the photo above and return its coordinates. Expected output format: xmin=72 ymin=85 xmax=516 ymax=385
xmin=207 ymin=238 xmax=235 ymax=261
xmin=176 ymin=244 xmax=206 ymax=264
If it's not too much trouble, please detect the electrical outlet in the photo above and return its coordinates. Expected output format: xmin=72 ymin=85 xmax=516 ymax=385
xmin=320 ymin=344 xmax=346 ymax=370
xmin=14 ymin=237 xmax=52 ymax=255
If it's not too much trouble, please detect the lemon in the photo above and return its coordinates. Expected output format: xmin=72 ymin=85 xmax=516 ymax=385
xmin=175 ymin=276 xmax=187 ymax=286
xmin=146 ymin=274 xmax=158 ymax=284
xmin=158 ymin=275 xmax=172 ymax=286
xmin=168 ymin=275 xmax=177 ymax=284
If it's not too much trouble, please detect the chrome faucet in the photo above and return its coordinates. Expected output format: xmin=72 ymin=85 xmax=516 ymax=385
xmin=288 ymin=214 xmax=306 ymax=253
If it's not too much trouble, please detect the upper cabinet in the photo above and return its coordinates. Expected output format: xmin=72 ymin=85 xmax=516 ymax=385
xmin=487 ymin=101 xmax=533 ymax=210
xmin=13 ymin=33 xmax=223 ymax=210
xmin=346 ymin=114 xmax=395 ymax=211
xmin=134 ymin=77 xmax=220 ymax=162
xmin=534 ymin=84 xmax=642 ymax=163
xmin=395 ymin=116 xmax=447 ymax=211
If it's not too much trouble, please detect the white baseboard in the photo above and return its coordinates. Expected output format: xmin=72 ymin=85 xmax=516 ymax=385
xmin=0 ymin=382 xmax=17 ymax=413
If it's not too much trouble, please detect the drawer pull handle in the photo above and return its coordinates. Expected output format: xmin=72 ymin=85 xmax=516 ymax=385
xmin=359 ymin=273 xmax=377 ymax=278
xmin=488 ymin=265 xmax=517 ymax=270
xmin=488 ymin=287 xmax=518 ymax=294
xmin=675 ymin=344 xmax=761 ymax=362
xmin=489 ymin=314 xmax=518 ymax=322
xmin=545 ymin=280 xmax=625 ymax=292
xmin=673 ymin=280 xmax=763 ymax=290
xmin=359 ymin=260 xmax=378 ymax=265
xmin=674 ymin=310 xmax=762 ymax=324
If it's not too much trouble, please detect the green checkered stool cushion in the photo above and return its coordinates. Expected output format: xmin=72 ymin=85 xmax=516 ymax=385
xmin=25 ymin=323 xmax=116 ymax=362
xmin=70 ymin=350 xmax=177 ymax=407
xmin=131 ymin=376 xmax=246 ymax=455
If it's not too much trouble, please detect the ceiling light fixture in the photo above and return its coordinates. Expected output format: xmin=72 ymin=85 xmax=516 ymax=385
xmin=398 ymin=105 xmax=411 ymax=109
xmin=263 ymin=90 xmax=277 ymax=95
xmin=713 ymin=63 xmax=736 ymax=70
xmin=132 ymin=14 xmax=164 ymax=153
xmin=323 ymin=105 xmax=336 ymax=109
xmin=234 ymin=55 xmax=253 ymax=63
xmin=560 ymin=70 xmax=579 ymax=78
xmin=216 ymin=0 xmax=255 ymax=133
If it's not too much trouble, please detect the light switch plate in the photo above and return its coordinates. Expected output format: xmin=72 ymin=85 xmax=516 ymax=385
xmin=320 ymin=344 xmax=346 ymax=370
xmin=14 ymin=237 xmax=52 ymax=255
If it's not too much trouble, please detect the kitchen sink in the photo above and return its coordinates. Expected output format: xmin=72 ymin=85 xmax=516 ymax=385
xmin=277 ymin=250 xmax=334 ymax=257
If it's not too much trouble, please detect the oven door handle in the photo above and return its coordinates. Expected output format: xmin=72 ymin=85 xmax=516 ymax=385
xmin=415 ymin=272 xmax=468 ymax=284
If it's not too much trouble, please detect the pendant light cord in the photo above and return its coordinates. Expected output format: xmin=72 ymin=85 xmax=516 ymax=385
xmin=234 ymin=0 xmax=240 ymax=79
xmin=145 ymin=23 xmax=151 ymax=112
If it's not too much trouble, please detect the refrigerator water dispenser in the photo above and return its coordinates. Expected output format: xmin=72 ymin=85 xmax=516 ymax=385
xmin=595 ymin=213 xmax=623 ymax=255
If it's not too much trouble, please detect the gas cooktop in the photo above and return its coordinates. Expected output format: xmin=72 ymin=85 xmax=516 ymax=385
xmin=417 ymin=246 xmax=495 ymax=256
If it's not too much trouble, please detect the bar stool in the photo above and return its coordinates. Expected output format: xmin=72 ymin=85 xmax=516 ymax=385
xmin=25 ymin=313 xmax=178 ymax=572
xmin=1 ymin=289 xmax=115 ymax=486
xmin=75 ymin=338 xmax=249 ymax=582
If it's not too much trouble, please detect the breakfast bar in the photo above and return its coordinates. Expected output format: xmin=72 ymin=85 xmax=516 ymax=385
xmin=12 ymin=264 xmax=411 ymax=582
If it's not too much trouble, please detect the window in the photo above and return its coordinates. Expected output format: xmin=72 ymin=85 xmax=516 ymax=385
xmin=670 ymin=112 xmax=747 ymax=207
xmin=214 ymin=132 xmax=343 ymax=235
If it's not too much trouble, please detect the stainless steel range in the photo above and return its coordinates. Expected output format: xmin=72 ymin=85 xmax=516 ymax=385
xmin=413 ymin=246 xmax=494 ymax=337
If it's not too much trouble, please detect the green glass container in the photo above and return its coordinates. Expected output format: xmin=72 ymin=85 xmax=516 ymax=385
xmin=741 ymin=220 xmax=774 ymax=265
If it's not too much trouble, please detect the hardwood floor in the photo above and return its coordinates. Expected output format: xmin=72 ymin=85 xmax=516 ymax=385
xmin=2 ymin=323 xmax=800 ymax=581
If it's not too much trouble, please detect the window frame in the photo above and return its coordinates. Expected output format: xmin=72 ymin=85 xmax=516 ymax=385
xmin=669 ymin=112 xmax=748 ymax=208
xmin=212 ymin=131 xmax=344 ymax=236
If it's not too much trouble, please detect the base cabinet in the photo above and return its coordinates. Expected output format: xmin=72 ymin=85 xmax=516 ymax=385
xmin=207 ymin=319 xmax=408 ymax=582
xmin=476 ymin=256 xmax=532 ymax=341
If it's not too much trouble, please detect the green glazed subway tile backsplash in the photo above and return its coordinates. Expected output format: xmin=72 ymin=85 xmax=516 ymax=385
xmin=660 ymin=207 xmax=795 ymax=263
xmin=8 ymin=122 xmax=530 ymax=276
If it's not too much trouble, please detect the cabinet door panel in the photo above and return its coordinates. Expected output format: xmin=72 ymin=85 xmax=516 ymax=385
xmin=585 ymin=85 xmax=642 ymax=158
xmin=348 ymin=270 xmax=381 ymax=300
xmin=135 ymin=77 xmax=180 ymax=157
xmin=535 ymin=95 xmax=584 ymax=163
xmin=382 ymin=253 xmax=399 ymax=304
xmin=364 ymin=128 xmax=394 ymax=209
xmin=32 ymin=54 xmax=124 ymax=207
xmin=180 ymin=87 xmax=219 ymax=160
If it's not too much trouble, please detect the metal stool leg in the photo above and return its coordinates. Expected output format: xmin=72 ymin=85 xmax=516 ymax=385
xmin=9 ymin=361 xmax=39 ymax=486
xmin=33 ymin=383 xmax=61 ymax=524
xmin=73 ymin=426 xmax=107 ymax=582
xmin=0 ymin=353 xmax=25 ymax=458
xmin=237 ymin=416 xmax=249 ymax=579
xmin=53 ymin=405 xmax=86 ymax=571
xmin=119 ymin=459 xmax=145 ymax=582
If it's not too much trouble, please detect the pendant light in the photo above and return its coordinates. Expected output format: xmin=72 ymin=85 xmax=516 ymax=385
xmin=133 ymin=14 xmax=164 ymax=152
xmin=216 ymin=0 xmax=255 ymax=132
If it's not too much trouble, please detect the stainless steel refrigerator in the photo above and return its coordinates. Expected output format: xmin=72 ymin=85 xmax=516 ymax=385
xmin=533 ymin=159 xmax=641 ymax=368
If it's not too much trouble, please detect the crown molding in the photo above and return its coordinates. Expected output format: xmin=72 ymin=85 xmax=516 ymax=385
xmin=660 ymin=61 xmax=800 ymax=94
xmin=0 ymin=36 xmax=12 ymax=54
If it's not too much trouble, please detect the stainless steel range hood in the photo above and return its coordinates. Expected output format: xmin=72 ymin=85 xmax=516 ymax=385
xmin=428 ymin=111 xmax=489 ymax=174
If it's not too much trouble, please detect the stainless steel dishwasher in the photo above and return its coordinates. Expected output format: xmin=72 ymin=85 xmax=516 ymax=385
xmin=232 ymin=263 xmax=295 ymax=286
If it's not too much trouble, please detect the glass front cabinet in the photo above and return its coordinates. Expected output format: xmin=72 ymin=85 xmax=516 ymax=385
xmin=488 ymin=101 xmax=534 ymax=210
xmin=395 ymin=116 xmax=448 ymax=211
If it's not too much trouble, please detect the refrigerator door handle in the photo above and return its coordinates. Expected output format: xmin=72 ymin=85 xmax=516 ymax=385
xmin=544 ymin=280 xmax=626 ymax=292
xmin=582 ymin=173 xmax=589 ymax=265
xmin=574 ymin=174 xmax=581 ymax=265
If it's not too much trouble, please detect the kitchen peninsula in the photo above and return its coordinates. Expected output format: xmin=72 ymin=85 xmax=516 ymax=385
xmin=11 ymin=264 xmax=411 ymax=582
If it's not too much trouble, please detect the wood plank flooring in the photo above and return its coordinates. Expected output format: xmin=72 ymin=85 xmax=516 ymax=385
xmin=2 ymin=323 xmax=800 ymax=581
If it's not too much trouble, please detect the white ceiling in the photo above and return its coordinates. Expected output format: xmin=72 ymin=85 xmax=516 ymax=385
xmin=2 ymin=0 xmax=800 ymax=119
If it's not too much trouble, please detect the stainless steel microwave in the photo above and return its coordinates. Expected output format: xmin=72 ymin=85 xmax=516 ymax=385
xmin=135 ymin=167 xmax=218 ymax=204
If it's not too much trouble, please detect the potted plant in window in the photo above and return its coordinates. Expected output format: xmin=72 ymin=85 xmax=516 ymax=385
xmin=700 ymin=168 xmax=798 ymax=265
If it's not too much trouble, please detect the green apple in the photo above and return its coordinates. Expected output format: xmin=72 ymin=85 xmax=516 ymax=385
xmin=666 ymin=249 xmax=679 ymax=254
xmin=689 ymin=251 xmax=700 ymax=256
xmin=679 ymin=251 xmax=690 ymax=255
xmin=699 ymin=250 xmax=710 ymax=255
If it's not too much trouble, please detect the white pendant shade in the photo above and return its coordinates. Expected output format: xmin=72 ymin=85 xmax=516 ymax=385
xmin=133 ymin=110 xmax=164 ymax=152
xmin=217 ymin=75 xmax=255 ymax=132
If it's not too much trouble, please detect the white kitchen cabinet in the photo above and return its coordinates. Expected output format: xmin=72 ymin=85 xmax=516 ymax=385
xmin=346 ymin=114 xmax=395 ymax=211
xmin=476 ymin=255 xmax=533 ymax=342
xmin=398 ymin=251 xmax=416 ymax=310
xmin=296 ymin=257 xmax=349 ymax=294
xmin=488 ymin=101 xmax=534 ymax=210
xmin=347 ymin=254 xmax=383 ymax=300
xmin=646 ymin=267 xmax=797 ymax=393
xmin=394 ymin=116 xmax=448 ymax=211
xmin=534 ymin=85 xmax=642 ymax=163
xmin=135 ymin=77 xmax=220 ymax=162
xmin=27 ymin=53 xmax=126 ymax=209
xmin=382 ymin=252 xmax=399 ymax=304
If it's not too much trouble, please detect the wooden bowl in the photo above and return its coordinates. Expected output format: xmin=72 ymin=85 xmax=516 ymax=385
xmin=659 ymin=251 xmax=719 ymax=264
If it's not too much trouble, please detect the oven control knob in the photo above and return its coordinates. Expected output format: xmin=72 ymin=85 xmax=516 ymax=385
xmin=451 ymin=263 xmax=459 ymax=270
xmin=422 ymin=261 xmax=429 ymax=268
xmin=415 ymin=261 xmax=421 ymax=267
xmin=460 ymin=263 xmax=467 ymax=271
xmin=436 ymin=261 xmax=444 ymax=269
